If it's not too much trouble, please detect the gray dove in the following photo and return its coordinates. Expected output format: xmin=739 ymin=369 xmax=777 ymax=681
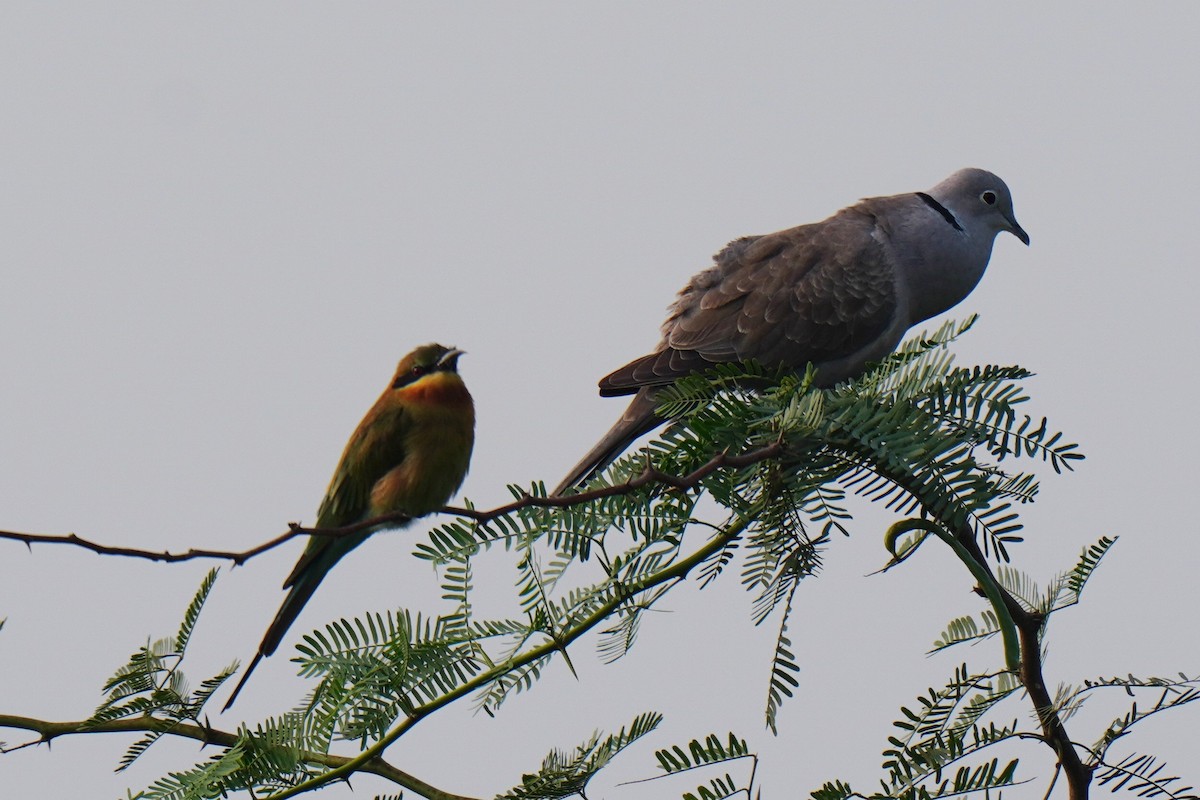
xmin=554 ymin=168 xmax=1029 ymax=495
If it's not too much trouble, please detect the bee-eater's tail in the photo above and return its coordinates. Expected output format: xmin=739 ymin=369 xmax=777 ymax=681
xmin=223 ymin=570 xmax=327 ymax=711
xmin=223 ymin=537 xmax=363 ymax=711
xmin=552 ymin=389 xmax=664 ymax=496
xmin=222 ymin=651 xmax=265 ymax=711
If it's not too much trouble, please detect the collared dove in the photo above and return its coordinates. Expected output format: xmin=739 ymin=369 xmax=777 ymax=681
xmin=554 ymin=167 xmax=1029 ymax=495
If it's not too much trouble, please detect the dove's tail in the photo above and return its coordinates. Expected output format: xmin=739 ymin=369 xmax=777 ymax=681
xmin=552 ymin=389 xmax=664 ymax=496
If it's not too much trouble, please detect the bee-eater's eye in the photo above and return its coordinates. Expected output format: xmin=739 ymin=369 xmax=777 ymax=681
xmin=393 ymin=364 xmax=430 ymax=389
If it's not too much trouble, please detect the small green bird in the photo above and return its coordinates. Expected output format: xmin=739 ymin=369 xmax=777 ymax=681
xmin=223 ymin=343 xmax=475 ymax=710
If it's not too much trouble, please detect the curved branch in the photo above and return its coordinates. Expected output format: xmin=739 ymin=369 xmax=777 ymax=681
xmin=886 ymin=518 xmax=1022 ymax=672
xmin=940 ymin=517 xmax=1095 ymax=799
xmin=867 ymin=458 xmax=1095 ymax=800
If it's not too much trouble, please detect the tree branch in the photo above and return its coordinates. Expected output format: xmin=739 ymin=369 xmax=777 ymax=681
xmin=0 ymin=444 xmax=783 ymax=564
xmin=261 ymin=512 xmax=760 ymax=799
xmin=3 ymin=428 xmax=1103 ymax=798
xmin=0 ymin=527 xmax=309 ymax=565
xmin=945 ymin=521 xmax=1095 ymax=800
xmin=0 ymin=713 xmax=237 ymax=751
xmin=2 ymin=446 xmax=785 ymax=798
xmin=0 ymin=714 xmax=480 ymax=800
xmin=870 ymin=457 xmax=1095 ymax=800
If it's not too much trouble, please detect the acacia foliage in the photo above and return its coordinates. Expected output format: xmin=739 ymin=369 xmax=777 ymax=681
xmin=68 ymin=318 xmax=1198 ymax=800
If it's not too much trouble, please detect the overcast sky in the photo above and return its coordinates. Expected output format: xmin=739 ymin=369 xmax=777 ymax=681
xmin=2 ymin=4 xmax=1198 ymax=799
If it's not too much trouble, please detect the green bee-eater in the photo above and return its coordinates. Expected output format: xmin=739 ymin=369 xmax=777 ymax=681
xmin=224 ymin=343 xmax=474 ymax=710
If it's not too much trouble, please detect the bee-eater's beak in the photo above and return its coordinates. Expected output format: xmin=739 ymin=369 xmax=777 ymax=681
xmin=437 ymin=348 xmax=465 ymax=371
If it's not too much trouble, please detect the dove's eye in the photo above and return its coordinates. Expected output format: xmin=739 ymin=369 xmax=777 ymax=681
xmin=980 ymin=190 xmax=998 ymax=206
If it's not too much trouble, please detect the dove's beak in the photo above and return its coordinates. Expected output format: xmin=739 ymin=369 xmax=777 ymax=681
xmin=1006 ymin=216 xmax=1030 ymax=246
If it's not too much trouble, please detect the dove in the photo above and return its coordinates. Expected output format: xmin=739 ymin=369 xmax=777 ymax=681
xmin=554 ymin=168 xmax=1028 ymax=494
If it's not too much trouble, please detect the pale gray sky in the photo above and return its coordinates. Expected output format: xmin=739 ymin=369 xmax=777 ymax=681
xmin=2 ymin=4 xmax=1197 ymax=798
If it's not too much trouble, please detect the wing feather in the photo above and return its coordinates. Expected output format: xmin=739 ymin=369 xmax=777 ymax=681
xmin=599 ymin=205 xmax=898 ymax=395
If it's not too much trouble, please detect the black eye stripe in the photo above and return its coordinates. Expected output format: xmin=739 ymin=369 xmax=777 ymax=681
xmin=392 ymin=364 xmax=431 ymax=389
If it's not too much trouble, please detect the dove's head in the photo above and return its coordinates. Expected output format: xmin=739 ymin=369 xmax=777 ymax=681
xmin=930 ymin=168 xmax=1030 ymax=246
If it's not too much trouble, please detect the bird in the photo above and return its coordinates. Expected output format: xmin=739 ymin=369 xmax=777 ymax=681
xmin=554 ymin=168 xmax=1029 ymax=495
xmin=223 ymin=343 xmax=475 ymax=710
